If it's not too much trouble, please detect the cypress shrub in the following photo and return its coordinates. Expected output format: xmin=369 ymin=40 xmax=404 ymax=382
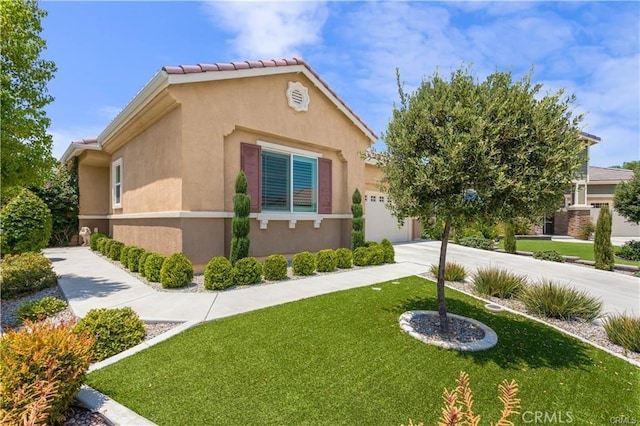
xmin=144 ymin=253 xmax=166 ymax=283
xmin=380 ymin=238 xmax=395 ymax=263
xmin=336 ymin=248 xmax=353 ymax=269
xmin=160 ymin=253 xmax=194 ymax=289
xmin=367 ymin=245 xmax=385 ymax=265
xmin=594 ymin=205 xmax=614 ymax=271
xmin=503 ymin=220 xmax=517 ymax=254
xmin=263 ymin=254 xmax=288 ymax=281
xmin=353 ymin=247 xmax=369 ymax=266
xmin=0 ymin=189 xmax=52 ymax=254
xmin=120 ymin=245 xmax=132 ymax=267
xmin=97 ymin=237 xmax=111 ymax=254
xmin=351 ymin=189 xmax=365 ymax=250
xmin=232 ymin=257 xmax=263 ymax=286
xmin=89 ymin=232 xmax=107 ymax=251
xmin=316 ymin=249 xmax=337 ymax=273
xmin=108 ymin=241 xmax=124 ymax=261
xmin=204 ymin=256 xmax=234 ymax=290
xmin=128 ymin=247 xmax=145 ymax=272
xmin=292 ymin=251 xmax=316 ymax=276
xmin=230 ymin=171 xmax=251 ymax=265
xmin=138 ymin=251 xmax=150 ymax=277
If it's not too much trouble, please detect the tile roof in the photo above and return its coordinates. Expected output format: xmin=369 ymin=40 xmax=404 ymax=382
xmin=162 ymin=57 xmax=377 ymax=139
xmin=589 ymin=166 xmax=634 ymax=182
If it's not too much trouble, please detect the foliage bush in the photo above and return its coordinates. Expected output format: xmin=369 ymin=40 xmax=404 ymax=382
xmin=263 ymin=254 xmax=288 ymax=281
xmin=144 ymin=253 xmax=166 ymax=282
xmin=518 ymin=279 xmax=602 ymax=321
xmin=31 ymin=163 xmax=79 ymax=247
xmin=429 ymin=262 xmax=467 ymax=282
xmin=127 ymin=247 xmax=145 ymax=272
xmin=380 ymin=239 xmax=395 ymax=263
xmin=0 ymin=252 xmax=57 ymax=298
xmin=316 ymin=249 xmax=338 ymax=273
xmin=472 ymin=267 xmax=527 ymax=299
xmin=232 ymin=257 xmax=263 ymax=285
xmin=230 ymin=171 xmax=251 ymax=265
xmin=138 ymin=251 xmax=150 ymax=277
xmin=90 ymin=232 xmax=107 ymax=251
xmin=421 ymin=217 xmax=445 ymax=240
xmin=503 ymin=220 xmax=517 ymax=254
xmin=352 ymin=247 xmax=369 ymax=266
xmin=458 ymin=236 xmax=495 ymax=251
xmin=160 ymin=253 xmax=194 ymax=289
xmin=367 ymin=244 xmax=385 ymax=265
xmin=0 ymin=188 xmax=52 ymax=254
xmin=120 ymin=245 xmax=132 ymax=267
xmin=74 ymin=307 xmax=145 ymax=361
xmin=578 ymin=220 xmax=595 ymax=240
xmin=336 ymin=248 xmax=353 ymax=269
xmin=293 ymin=251 xmax=316 ymax=276
xmin=204 ymin=256 xmax=234 ymax=290
xmin=108 ymin=241 xmax=124 ymax=262
xmin=533 ymin=250 xmax=564 ymax=262
xmin=16 ymin=296 xmax=67 ymax=323
xmin=0 ymin=321 xmax=94 ymax=425
xmin=97 ymin=236 xmax=111 ymax=254
xmin=617 ymin=240 xmax=640 ymax=261
xmin=101 ymin=238 xmax=114 ymax=256
xmin=351 ymin=189 xmax=365 ymax=250
xmin=603 ymin=314 xmax=640 ymax=353
xmin=594 ymin=205 xmax=614 ymax=271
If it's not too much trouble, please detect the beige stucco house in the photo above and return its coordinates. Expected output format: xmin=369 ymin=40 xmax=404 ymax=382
xmin=62 ymin=58 xmax=386 ymax=271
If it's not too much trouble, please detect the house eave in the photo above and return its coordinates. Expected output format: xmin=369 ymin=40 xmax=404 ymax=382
xmin=60 ymin=142 xmax=102 ymax=164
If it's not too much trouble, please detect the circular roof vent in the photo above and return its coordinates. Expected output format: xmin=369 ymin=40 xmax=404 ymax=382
xmin=287 ymin=81 xmax=309 ymax=112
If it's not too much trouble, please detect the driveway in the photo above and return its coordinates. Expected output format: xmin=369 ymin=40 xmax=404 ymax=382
xmin=394 ymin=241 xmax=640 ymax=316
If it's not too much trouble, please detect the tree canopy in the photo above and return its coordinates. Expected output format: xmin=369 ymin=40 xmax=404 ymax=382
xmin=613 ymin=171 xmax=640 ymax=224
xmin=380 ymin=65 xmax=583 ymax=332
xmin=610 ymin=161 xmax=640 ymax=172
xmin=1 ymin=0 xmax=57 ymax=192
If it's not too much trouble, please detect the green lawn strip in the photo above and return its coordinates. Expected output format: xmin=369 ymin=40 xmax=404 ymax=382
xmin=86 ymin=277 xmax=639 ymax=425
xmin=498 ymin=240 xmax=639 ymax=267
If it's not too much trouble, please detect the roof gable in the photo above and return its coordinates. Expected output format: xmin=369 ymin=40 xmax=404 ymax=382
xmin=589 ymin=166 xmax=634 ymax=182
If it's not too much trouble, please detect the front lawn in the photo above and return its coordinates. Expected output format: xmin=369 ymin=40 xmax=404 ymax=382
xmin=86 ymin=276 xmax=639 ymax=425
xmin=498 ymin=239 xmax=639 ymax=267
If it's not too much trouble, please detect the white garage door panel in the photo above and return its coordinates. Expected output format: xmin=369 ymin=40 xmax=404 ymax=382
xmin=590 ymin=208 xmax=640 ymax=238
xmin=365 ymin=191 xmax=410 ymax=243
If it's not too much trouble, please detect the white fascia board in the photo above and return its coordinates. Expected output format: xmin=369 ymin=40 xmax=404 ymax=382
xmin=60 ymin=143 xmax=102 ymax=163
xmin=167 ymin=66 xmax=378 ymax=144
xmin=258 ymin=140 xmax=322 ymax=158
xmin=98 ymin=71 xmax=169 ymax=148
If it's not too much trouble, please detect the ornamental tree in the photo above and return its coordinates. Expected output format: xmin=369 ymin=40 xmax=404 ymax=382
xmin=380 ymin=66 xmax=583 ymax=333
xmin=1 ymin=0 xmax=57 ymax=192
xmin=613 ymin=171 xmax=640 ymax=224
xmin=594 ymin=205 xmax=614 ymax=271
xmin=230 ymin=171 xmax=251 ymax=265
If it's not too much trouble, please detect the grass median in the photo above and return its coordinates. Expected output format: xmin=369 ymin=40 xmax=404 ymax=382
xmin=86 ymin=276 xmax=639 ymax=425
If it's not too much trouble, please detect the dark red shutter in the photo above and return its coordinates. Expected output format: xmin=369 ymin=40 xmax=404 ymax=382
xmin=318 ymin=158 xmax=332 ymax=214
xmin=241 ymin=143 xmax=262 ymax=213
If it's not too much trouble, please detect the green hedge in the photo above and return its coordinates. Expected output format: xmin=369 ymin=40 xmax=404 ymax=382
xmin=233 ymin=257 xmax=263 ymax=285
xmin=263 ymin=254 xmax=288 ymax=281
xmin=292 ymin=251 xmax=316 ymax=276
xmin=316 ymin=249 xmax=337 ymax=273
xmin=204 ymin=256 xmax=234 ymax=290
xmin=160 ymin=253 xmax=194 ymax=289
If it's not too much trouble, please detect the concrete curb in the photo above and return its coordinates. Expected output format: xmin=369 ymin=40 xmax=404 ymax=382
xmin=76 ymin=385 xmax=157 ymax=426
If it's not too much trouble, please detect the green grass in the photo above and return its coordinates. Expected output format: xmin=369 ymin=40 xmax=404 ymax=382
xmin=86 ymin=277 xmax=639 ymax=425
xmin=497 ymin=240 xmax=640 ymax=267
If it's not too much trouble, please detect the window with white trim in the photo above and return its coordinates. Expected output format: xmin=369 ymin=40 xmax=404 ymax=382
xmin=112 ymin=158 xmax=123 ymax=208
xmin=262 ymin=150 xmax=318 ymax=213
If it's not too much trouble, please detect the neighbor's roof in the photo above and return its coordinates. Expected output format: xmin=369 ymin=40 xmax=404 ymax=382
xmin=589 ymin=166 xmax=634 ymax=182
xmin=60 ymin=138 xmax=100 ymax=163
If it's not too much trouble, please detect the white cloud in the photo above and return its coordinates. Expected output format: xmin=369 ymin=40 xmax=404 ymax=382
xmin=201 ymin=1 xmax=329 ymax=59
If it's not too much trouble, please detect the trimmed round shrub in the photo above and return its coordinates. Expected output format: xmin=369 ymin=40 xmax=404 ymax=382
xmin=108 ymin=241 xmax=124 ymax=261
xmin=89 ymin=232 xmax=107 ymax=251
xmin=233 ymin=257 xmax=263 ymax=285
xmin=127 ymin=247 xmax=144 ymax=272
xmin=17 ymin=296 xmax=67 ymax=324
xmin=101 ymin=239 xmax=115 ymax=257
xmin=472 ymin=267 xmax=527 ymax=299
xmin=316 ymin=249 xmax=337 ymax=273
xmin=97 ymin=237 xmax=111 ymax=254
xmin=120 ymin=245 xmax=132 ymax=267
xmin=353 ymin=247 xmax=369 ymax=266
xmin=144 ymin=253 xmax=166 ymax=282
xmin=0 ymin=321 xmax=94 ymax=425
xmin=380 ymin=239 xmax=395 ymax=263
xmin=368 ymin=245 xmax=385 ymax=265
xmin=138 ymin=251 xmax=150 ymax=277
xmin=204 ymin=256 xmax=234 ymax=290
xmin=430 ymin=262 xmax=467 ymax=282
xmin=617 ymin=240 xmax=640 ymax=261
xmin=518 ymin=279 xmax=602 ymax=321
xmin=0 ymin=253 xmax=57 ymax=299
xmin=533 ymin=250 xmax=564 ymax=263
xmin=336 ymin=248 xmax=353 ymax=269
xmin=292 ymin=251 xmax=316 ymax=276
xmin=263 ymin=254 xmax=288 ymax=281
xmin=160 ymin=253 xmax=194 ymax=289
xmin=0 ymin=189 xmax=52 ymax=255
xmin=74 ymin=307 xmax=145 ymax=361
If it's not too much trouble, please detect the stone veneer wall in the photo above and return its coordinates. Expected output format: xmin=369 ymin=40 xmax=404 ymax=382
xmin=553 ymin=211 xmax=568 ymax=235
xmin=567 ymin=208 xmax=592 ymax=238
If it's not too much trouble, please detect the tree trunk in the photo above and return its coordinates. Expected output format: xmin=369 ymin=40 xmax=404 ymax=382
xmin=437 ymin=219 xmax=452 ymax=335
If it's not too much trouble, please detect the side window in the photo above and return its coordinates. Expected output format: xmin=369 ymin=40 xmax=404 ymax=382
xmin=112 ymin=158 xmax=123 ymax=208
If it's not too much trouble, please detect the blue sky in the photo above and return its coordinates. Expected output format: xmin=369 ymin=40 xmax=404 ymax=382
xmin=41 ymin=1 xmax=639 ymax=167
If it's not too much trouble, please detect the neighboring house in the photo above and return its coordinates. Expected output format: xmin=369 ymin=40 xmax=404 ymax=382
xmin=587 ymin=166 xmax=638 ymax=237
xmin=62 ymin=58 xmax=385 ymax=271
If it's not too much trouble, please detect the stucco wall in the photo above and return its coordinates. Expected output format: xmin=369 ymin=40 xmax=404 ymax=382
xmin=78 ymin=163 xmax=110 ymax=215
xmin=111 ymin=219 xmax=183 ymax=256
xmin=109 ymin=107 xmax=183 ymax=214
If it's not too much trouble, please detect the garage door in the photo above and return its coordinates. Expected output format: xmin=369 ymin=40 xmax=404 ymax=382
xmin=364 ymin=191 xmax=411 ymax=243
xmin=590 ymin=207 xmax=640 ymax=238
